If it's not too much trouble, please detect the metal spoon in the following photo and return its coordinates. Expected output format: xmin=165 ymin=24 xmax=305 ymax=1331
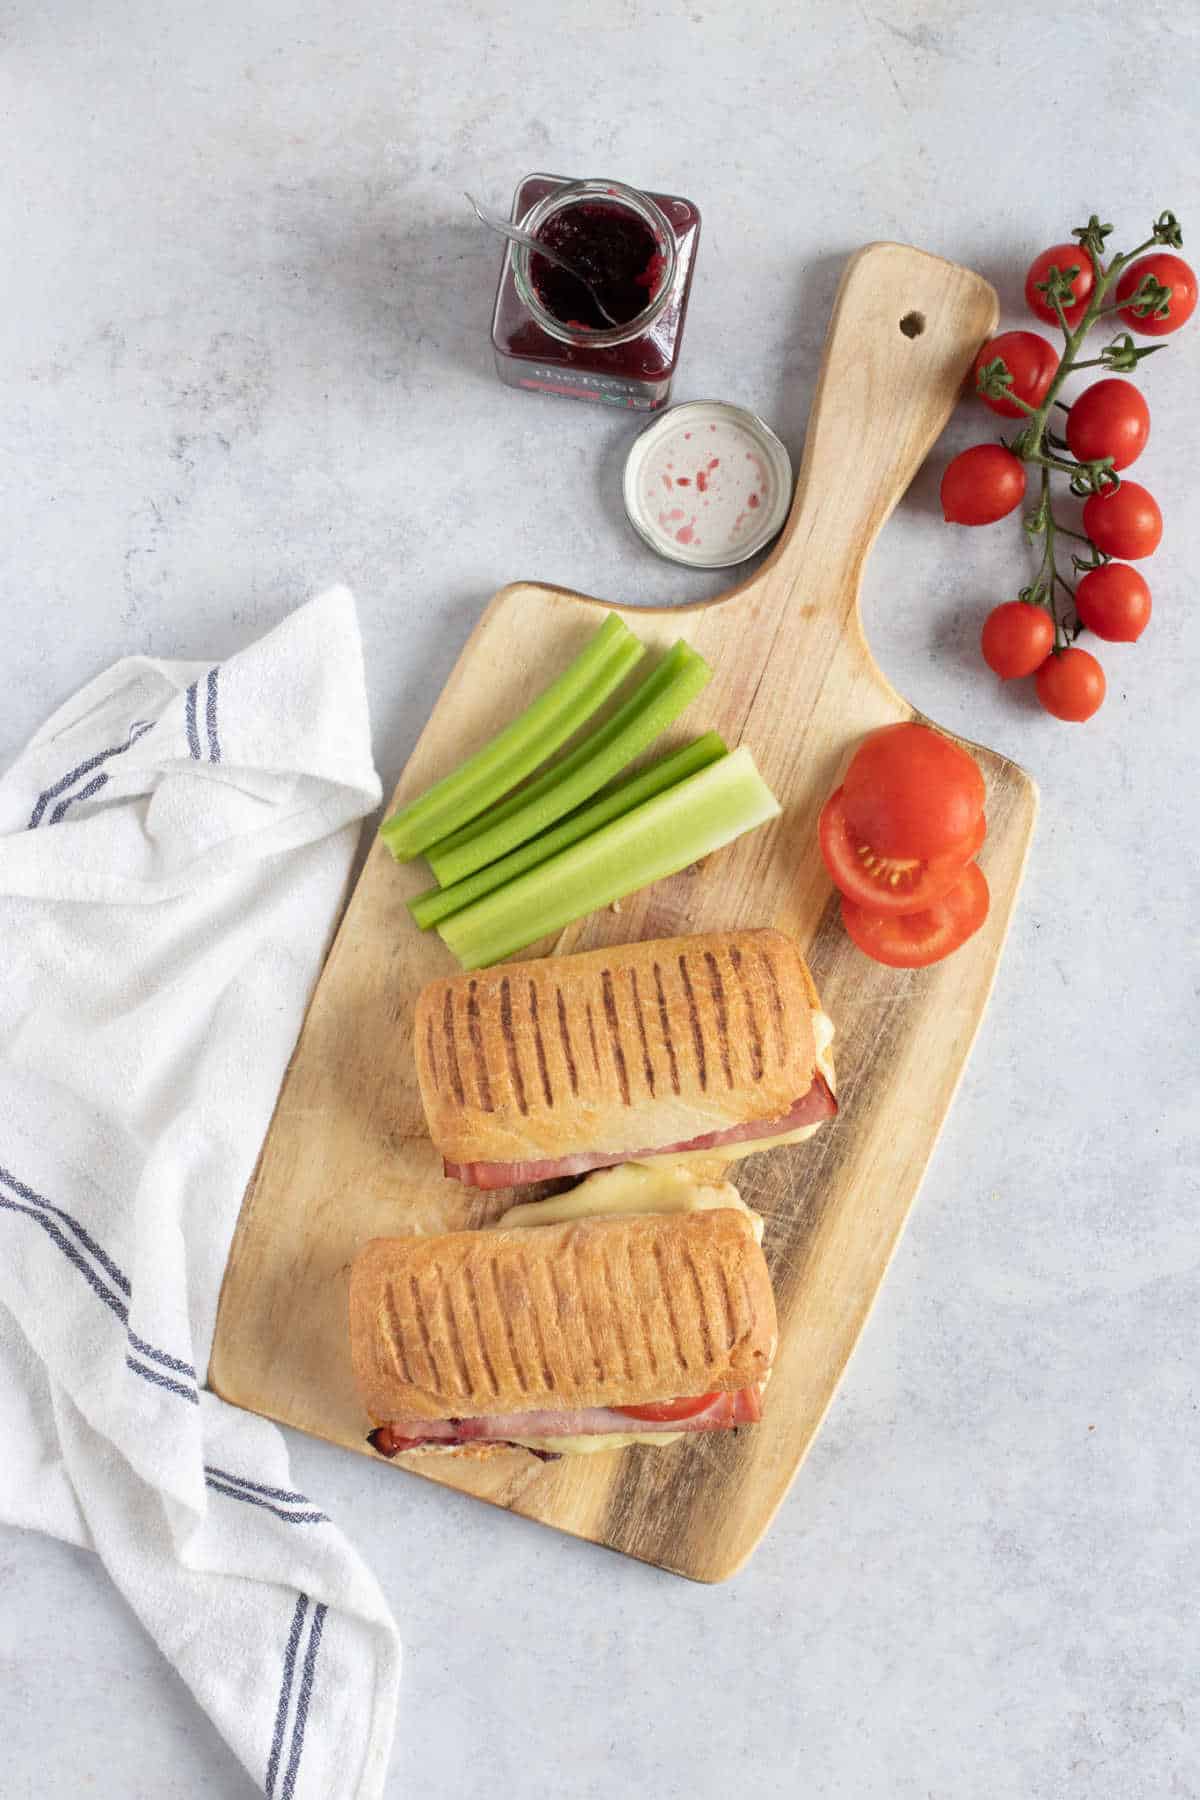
xmin=464 ymin=191 xmax=620 ymax=328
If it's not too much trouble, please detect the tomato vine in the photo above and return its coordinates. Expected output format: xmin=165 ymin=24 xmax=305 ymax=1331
xmin=974 ymin=212 xmax=1181 ymax=650
xmin=944 ymin=211 xmax=1194 ymax=720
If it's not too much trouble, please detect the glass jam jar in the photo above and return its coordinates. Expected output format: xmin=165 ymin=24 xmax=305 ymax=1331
xmin=491 ymin=174 xmax=701 ymax=411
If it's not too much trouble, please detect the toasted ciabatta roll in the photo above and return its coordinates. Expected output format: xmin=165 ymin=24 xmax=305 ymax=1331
xmin=414 ymin=927 xmax=836 ymax=1188
xmin=349 ymin=1207 xmax=776 ymax=1457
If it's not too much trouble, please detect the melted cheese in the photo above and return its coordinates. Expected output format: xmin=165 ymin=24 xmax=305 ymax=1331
xmin=668 ymin=1011 xmax=837 ymax=1169
xmin=812 ymin=1009 xmax=836 ymax=1086
xmin=508 ymin=1432 xmax=684 ymax=1454
xmin=498 ymin=1160 xmax=762 ymax=1242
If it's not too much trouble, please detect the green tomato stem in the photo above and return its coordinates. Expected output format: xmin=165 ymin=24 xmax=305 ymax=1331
xmin=984 ymin=383 xmax=1039 ymax=416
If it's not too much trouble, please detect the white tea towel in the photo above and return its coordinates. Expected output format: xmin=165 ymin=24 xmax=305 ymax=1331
xmin=0 ymin=587 xmax=401 ymax=1798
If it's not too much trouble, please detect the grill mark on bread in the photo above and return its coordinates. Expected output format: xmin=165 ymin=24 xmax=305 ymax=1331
xmin=466 ymin=980 xmax=494 ymax=1112
xmin=602 ymin=1244 xmax=633 ymax=1381
xmin=652 ymin=1239 xmax=689 ymax=1372
xmin=383 ymin=1282 xmax=413 ymax=1384
xmin=629 ymin=1235 xmax=659 ymax=1378
xmin=555 ymin=987 xmax=579 ymax=1096
xmin=601 ymin=971 xmax=631 ymax=1106
xmin=758 ymin=947 xmax=787 ymax=1067
xmin=463 ymin=1261 xmax=500 ymax=1396
xmin=438 ymin=1269 xmax=473 ymax=1395
xmin=573 ymin=1231 xmax=604 ymax=1381
xmin=409 ymin=1272 xmax=441 ymax=1388
xmin=525 ymin=1260 xmax=556 ymax=1391
xmin=585 ymin=1002 xmax=601 ymax=1078
xmin=442 ymin=991 xmax=465 ymax=1106
xmin=683 ymin=1246 xmax=714 ymax=1362
xmin=716 ymin=1260 xmax=738 ymax=1351
xmin=629 ymin=968 xmax=656 ymax=1097
xmin=424 ymin=1016 xmax=438 ymax=1093
xmin=529 ymin=982 xmax=553 ymax=1108
xmin=489 ymin=1256 xmax=527 ymax=1391
xmin=653 ymin=962 xmax=681 ymax=1095
xmin=498 ymin=977 xmax=528 ymax=1115
xmin=703 ymin=950 xmax=733 ymax=1088
xmin=729 ymin=945 xmax=764 ymax=1082
xmin=678 ymin=954 xmax=708 ymax=1091
xmin=738 ymin=1270 xmax=756 ymax=1345
xmin=549 ymin=1258 xmax=582 ymax=1386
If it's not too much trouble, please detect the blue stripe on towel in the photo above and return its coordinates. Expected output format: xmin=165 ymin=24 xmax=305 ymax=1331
xmin=127 ymin=1354 xmax=200 ymax=1405
xmin=205 ymin=1477 xmax=327 ymax=1525
xmin=0 ymin=1192 xmax=128 ymax=1321
xmin=28 ymin=719 xmax=152 ymax=829
xmin=266 ymin=1594 xmax=310 ymax=1798
xmin=48 ymin=769 xmax=109 ymax=825
xmin=128 ymin=1332 xmax=198 ymax=1379
xmin=204 ymin=1465 xmax=313 ymax=1507
xmin=0 ymin=1165 xmax=198 ymax=1396
xmin=0 ymin=1161 xmax=132 ymax=1297
xmin=185 ymin=682 xmax=202 ymax=759
xmin=281 ymin=1601 xmax=328 ymax=1800
xmin=205 ymin=665 xmax=221 ymax=763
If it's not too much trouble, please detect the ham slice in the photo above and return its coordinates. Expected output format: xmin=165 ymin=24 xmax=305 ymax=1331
xmin=368 ymin=1385 xmax=762 ymax=1456
xmin=445 ymin=1072 xmax=838 ymax=1189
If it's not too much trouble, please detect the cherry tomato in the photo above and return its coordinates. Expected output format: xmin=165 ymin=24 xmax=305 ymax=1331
xmin=1081 ymin=481 xmax=1162 ymax=560
xmin=980 ymin=601 xmax=1055 ymax=678
xmin=941 ymin=444 xmax=1027 ymax=525
xmin=819 ymin=787 xmax=985 ymax=915
xmin=972 ymin=331 xmax=1059 ymax=419
xmin=1025 ymin=243 xmax=1095 ymax=328
xmin=1115 ymin=253 xmax=1197 ymax=337
xmin=841 ymin=723 xmax=986 ymax=860
xmin=1065 ymin=379 xmax=1150 ymax=472
xmin=618 ymin=1393 xmax=720 ymax=1422
xmin=1074 ymin=563 xmax=1151 ymax=642
xmin=841 ymin=862 xmax=990 ymax=969
xmin=1035 ymin=647 xmax=1106 ymax=721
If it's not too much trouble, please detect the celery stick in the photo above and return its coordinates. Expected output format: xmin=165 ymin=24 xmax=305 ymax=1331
xmin=379 ymin=614 xmax=643 ymax=861
xmin=409 ymin=733 xmax=728 ymax=930
xmin=437 ymin=746 xmax=780 ymax=970
xmin=427 ymin=640 xmax=712 ymax=887
xmin=428 ymin=638 xmax=709 ymax=862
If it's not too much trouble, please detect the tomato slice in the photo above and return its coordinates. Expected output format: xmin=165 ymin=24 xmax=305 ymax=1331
xmin=841 ymin=862 xmax=990 ymax=968
xmin=819 ymin=788 xmax=984 ymax=915
xmin=617 ymin=1392 xmax=721 ymax=1422
xmin=841 ymin=723 xmax=986 ymax=859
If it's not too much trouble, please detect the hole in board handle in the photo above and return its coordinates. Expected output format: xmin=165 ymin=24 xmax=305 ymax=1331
xmin=899 ymin=311 xmax=926 ymax=338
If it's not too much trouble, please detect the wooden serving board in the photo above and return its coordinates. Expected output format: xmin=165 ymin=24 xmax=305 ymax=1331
xmin=211 ymin=243 xmax=1036 ymax=1581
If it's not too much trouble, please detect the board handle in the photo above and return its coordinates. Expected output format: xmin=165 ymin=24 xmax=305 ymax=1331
xmin=759 ymin=243 xmax=998 ymax=619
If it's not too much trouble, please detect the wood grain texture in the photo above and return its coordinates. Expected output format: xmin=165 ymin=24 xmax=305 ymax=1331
xmin=210 ymin=243 xmax=1036 ymax=1581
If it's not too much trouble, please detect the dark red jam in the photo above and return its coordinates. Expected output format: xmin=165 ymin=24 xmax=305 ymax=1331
xmin=530 ymin=203 xmax=664 ymax=331
xmin=491 ymin=175 xmax=701 ymax=411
